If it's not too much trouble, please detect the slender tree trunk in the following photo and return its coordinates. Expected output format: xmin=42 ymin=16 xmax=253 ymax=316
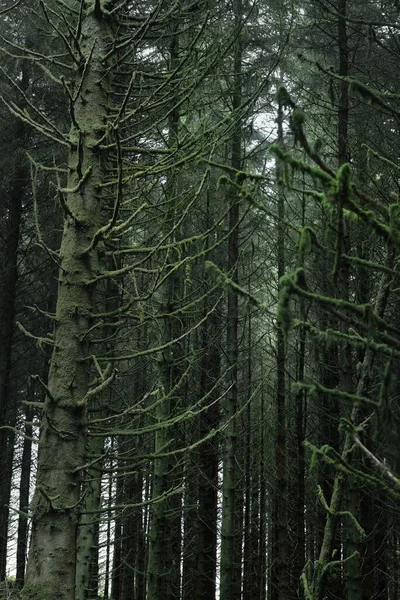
xmin=15 ymin=396 xmax=33 ymax=588
xmin=196 ymin=339 xmax=219 ymax=600
xmin=270 ymin=95 xmax=290 ymax=600
xmin=219 ymin=2 xmax=242 ymax=597
xmin=76 ymin=266 xmax=121 ymax=600
xmin=232 ymin=446 xmax=244 ymax=600
xmin=293 ymin=320 xmax=306 ymax=595
xmin=135 ymin=468 xmax=146 ymax=600
xmin=22 ymin=6 xmax=113 ymax=598
xmin=242 ymin=364 xmax=252 ymax=600
xmin=103 ymin=456 xmax=114 ymax=600
xmin=112 ymin=470 xmax=124 ymax=600
xmin=121 ymin=471 xmax=139 ymax=600
xmin=258 ymin=385 xmax=267 ymax=600
xmin=336 ymin=4 xmax=360 ymax=599
xmin=243 ymin=303 xmax=260 ymax=600
xmin=147 ymin=390 xmax=170 ymax=600
xmin=147 ymin=17 xmax=184 ymax=600
xmin=182 ymin=441 xmax=199 ymax=600
xmin=194 ymin=193 xmax=221 ymax=600
xmin=293 ymin=188 xmax=307 ymax=594
xmin=0 ymin=75 xmax=29 ymax=579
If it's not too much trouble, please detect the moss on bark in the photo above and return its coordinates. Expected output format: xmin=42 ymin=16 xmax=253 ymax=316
xmin=21 ymin=7 xmax=113 ymax=600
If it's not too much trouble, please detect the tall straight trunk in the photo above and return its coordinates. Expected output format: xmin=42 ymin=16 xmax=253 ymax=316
xmin=76 ymin=268 xmax=121 ymax=600
xmin=219 ymin=1 xmax=242 ymax=598
xmin=22 ymin=6 xmax=113 ymax=598
xmin=270 ymin=96 xmax=290 ymax=600
xmin=182 ymin=441 xmax=199 ymax=600
xmin=103 ymin=455 xmax=114 ymax=599
xmin=112 ymin=469 xmax=124 ymax=600
xmin=75 ymin=440 xmax=103 ymax=600
xmin=335 ymin=4 xmax=360 ymax=599
xmin=258 ymin=385 xmax=268 ymax=600
xmin=193 ymin=191 xmax=221 ymax=600
xmin=293 ymin=186 xmax=307 ymax=593
xmin=232 ymin=447 xmax=244 ymax=600
xmin=196 ymin=324 xmax=220 ymax=600
xmin=147 ymin=17 xmax=183 ymax=600
xmin=294 ymin=330 xmax=306 ymax=585
xmin=311 ymin=5 xmax=351 ymax=593
xmin=0 ymin=70 xmax=29 ymax=579
xmin=15 ymin=397 xmax=33 ymax=587
xmin=121 ymin=471 xmax=141 ymax=600
xmin=243 ymin=418 xmax=252 ymax=600
xmin=121 ymin=347 xmax=147 ymax=600
xmin=147 ymin=392 xmax=170 ymax=600
xmin=243 ymin=304 xmax=260 ymax=600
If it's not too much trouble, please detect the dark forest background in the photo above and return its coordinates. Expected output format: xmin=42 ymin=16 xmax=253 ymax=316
xmin=1 ymin=1 xmax=400 ymax=599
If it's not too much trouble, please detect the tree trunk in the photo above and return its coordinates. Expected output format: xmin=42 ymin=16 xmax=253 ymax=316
xmin=16 ymin=396 xmax=33 ymax=588
xmin=196 ymin=334 xmax=219 ymax=600
xmin=22 ymin=6 xmax=113 ymax=598
xmin=112 ymin=471 xmax=124 ymax=600
xmin=147 ymin=17 xmax=184 ymax=600
xmin=270 ymin=94 xmax=290 ymax=600
xmin=219 ymin=1 xmax=242 ymax=597
xmin=0 ymin=77 xmax=29 ymax=580
xmin=258 ymin=384 xmax=268 ymax=600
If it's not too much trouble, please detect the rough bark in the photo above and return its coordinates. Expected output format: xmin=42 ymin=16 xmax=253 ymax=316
xmin=21 ymin=5 xmax=112 ymax=598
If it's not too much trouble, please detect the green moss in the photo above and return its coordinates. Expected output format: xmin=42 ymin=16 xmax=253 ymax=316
xmin=298 ymin=226 xmax=317 ymax=265
xmin=235 ymin=170 xmax=247 ymax=185
xmin=291 ymin=107 xmax=305 ymax=128
xmin=20 ymin=583 xmax=55 ymax=600
xmin=270 ymin=145 xmax=333 ymax=186
xmin=217 ymin=175 xmax=229 ymax=190
xmin=277 ymin=274 xmax=294 ymax=340
xmin=276 ymin=85 xmax=295 ymax=108
xmin=390 ymin=203 xmax=400 ymax=247
xmin=336 ymin=162 xmax=352 ymax=198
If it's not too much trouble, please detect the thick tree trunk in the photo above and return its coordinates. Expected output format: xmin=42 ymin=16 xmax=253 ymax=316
xmin=21 ymin=6 xmax=112 ymax=599
xmin=75 ymin=440 xmax=103 ymax=600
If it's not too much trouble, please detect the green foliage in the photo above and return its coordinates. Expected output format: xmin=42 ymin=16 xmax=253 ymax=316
xmin=276 ymin=85 xmax=295 ymax=109
xmin=277 ymin=273 xmax=293 ymax=340
xmin=389 ymin=203 xmax=400 ymax=247
xmin=290 ymin=108 xmax=306 ymax=146
xmin=20 ymin=583 xmax=53 ymax=600
xmin=335 ymin=163 xmax=352 ymax=199
xmin=298 ymin=226 xmax=317 ymax=266
xmin=270 ymin=144 xmax=333 ymax=186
